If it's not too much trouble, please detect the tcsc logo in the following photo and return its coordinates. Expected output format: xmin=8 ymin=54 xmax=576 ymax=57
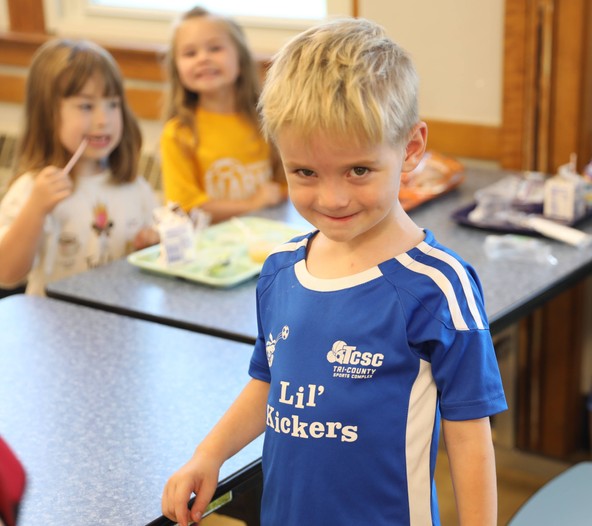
xmin=327 ymin=340 xmax=384 ymax=379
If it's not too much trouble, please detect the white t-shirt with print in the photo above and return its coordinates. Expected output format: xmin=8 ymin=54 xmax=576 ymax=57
xmin=0 ymin=170 xmax=158 ymax=295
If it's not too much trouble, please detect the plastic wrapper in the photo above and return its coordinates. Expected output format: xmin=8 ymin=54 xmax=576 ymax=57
xmin=484 ymin=234 xmax=558 ymax=265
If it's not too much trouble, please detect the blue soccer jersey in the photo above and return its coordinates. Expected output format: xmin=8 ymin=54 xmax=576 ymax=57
xmin=249 ymin=229 xmax=507 ymax=526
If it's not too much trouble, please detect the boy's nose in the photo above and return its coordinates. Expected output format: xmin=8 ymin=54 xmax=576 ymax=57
xmin=317 ymin=179 xmax=350 ymax=209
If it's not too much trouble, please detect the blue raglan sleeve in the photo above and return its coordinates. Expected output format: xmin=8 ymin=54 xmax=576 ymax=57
xmin=399 ymin=247 xmax=508 ymax=421
xmin=248 ymin=262 xmax=273 ymax=383
xmin=431 ymin=327 xmax=508 ymax=420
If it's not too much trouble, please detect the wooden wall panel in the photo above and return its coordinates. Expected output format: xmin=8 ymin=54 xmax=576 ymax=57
xmin=534 ymin=0 xmax=555 ymax=172
xmin=425 ymin=120 xmax=500 ymax=161
xmin=0 ymin=32 xmax=48 ymax=66
xmin=517 ymin=285 xmax=586 ymax=458
xmin=0 ymin=74 xmax=26 ymax=104
xmin=501 ymin=0 xmax=532 ymax=170
xmin=125 ymin=88 xmax=164 ymax=121
xmin=548 ymin=0 xmax=592 ymax=172
xmin=7 ymin=0 xmax=45 ymax=34
xmin=581 ymin=4 xmax=592 ymax=170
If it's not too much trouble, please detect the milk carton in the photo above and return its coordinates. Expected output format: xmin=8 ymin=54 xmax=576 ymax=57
xmin=543 ymin=158 xmax=587 ymax=222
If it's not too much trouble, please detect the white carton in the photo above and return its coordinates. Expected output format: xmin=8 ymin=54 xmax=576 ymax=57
xmin=543 ymin=173 xmax=586 ymax=222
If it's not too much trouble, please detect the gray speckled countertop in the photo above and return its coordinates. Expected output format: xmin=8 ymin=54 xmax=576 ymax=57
xmin=0 ymin=295 xmax=262 ymax=525
xmin=46 ymin=166 xmax=592 ymax=338
xmin=409 ymin=167 xmax=592 ymax=332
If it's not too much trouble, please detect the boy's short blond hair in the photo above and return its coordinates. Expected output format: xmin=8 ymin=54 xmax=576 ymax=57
xmin=259 ymin=17 xmax=419 ymax=147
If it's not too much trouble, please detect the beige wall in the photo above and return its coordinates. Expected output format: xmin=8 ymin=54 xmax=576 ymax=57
xmin=360 ymin=0 xmax=504 ymax=126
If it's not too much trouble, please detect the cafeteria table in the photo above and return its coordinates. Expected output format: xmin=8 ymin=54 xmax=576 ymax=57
xmin=46 ymin=166 xmax=592 ymax=341
xmin=0 ymin=295 xmax=263 ymax=526
xmin=45 ymin=202 xmax=312 ymax=344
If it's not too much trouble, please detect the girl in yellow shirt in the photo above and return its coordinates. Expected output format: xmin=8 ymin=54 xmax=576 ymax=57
xmin=161 ymin=6 xmax=286 ymax=223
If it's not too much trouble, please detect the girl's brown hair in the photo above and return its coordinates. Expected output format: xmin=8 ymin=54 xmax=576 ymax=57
xmin=15 ymin=38 xmax=142 ymax=183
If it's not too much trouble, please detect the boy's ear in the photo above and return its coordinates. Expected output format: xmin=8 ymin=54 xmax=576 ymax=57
xmin=402 ymin=122 xmax=428 ymax=173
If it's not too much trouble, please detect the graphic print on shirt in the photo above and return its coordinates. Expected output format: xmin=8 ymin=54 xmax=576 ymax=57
xmin=204 ymin=158 xmax=271 ymax=199
xmin=265 ymin=325 xmax=289 ymax=367
xmin=88 ymin=202 xmax=114 ymax=268
xmin=57 ymin=232 xmax=80 ymax=268
xmin=327 ymin=340 xmax=385 ymax=380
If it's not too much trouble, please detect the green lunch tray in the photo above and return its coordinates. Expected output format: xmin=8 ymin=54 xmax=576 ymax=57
xmin=127 ymin=216 xmax=305 ymax=288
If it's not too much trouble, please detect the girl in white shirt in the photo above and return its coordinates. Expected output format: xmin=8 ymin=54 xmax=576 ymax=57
xmin=0 ymin=38 xmax=159 ymax=295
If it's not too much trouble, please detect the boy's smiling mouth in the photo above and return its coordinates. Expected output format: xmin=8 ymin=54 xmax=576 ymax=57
xmin=326 ymin=214 xmax=356 ymax=222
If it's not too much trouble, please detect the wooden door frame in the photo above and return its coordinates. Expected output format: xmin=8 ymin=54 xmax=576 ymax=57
xmin=501 ymin=0 xmax=592 ymax=173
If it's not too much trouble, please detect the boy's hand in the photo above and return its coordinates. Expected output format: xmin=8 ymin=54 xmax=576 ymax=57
xmin=30 ymin=166 xmax=73 ymax=214
xmin=162 ymin=453 xmax=220 ymax=526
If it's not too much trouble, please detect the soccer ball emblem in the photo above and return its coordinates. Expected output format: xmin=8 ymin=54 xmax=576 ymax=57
xmin=281 ymin=325 xmax=289 ymax=340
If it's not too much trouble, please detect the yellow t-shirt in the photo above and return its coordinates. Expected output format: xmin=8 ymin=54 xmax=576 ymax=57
xmin=160 ymin=107 xmax=273 ymax=212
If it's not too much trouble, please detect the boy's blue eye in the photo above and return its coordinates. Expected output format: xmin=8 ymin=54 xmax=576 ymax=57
xmin=296 ymin=169 xmax=315 ymax=177
xmin=79 ymin=103 xmax=93 ymax=111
